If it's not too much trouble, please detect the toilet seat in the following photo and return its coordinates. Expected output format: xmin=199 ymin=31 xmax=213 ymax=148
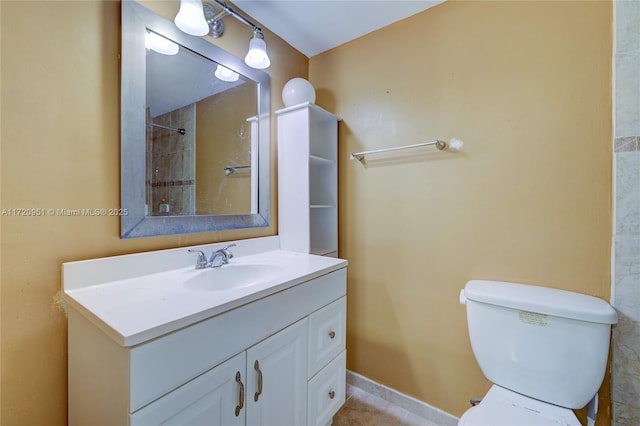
xmin=457 ymin=385 xmax=581 ymax=426
xmin=458 ymin=401 xmax=564 ymax=426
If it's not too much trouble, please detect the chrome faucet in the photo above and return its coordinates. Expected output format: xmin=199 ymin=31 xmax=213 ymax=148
xmin=188 ymin=244 xmax=236 ymax=269
xmin=208 ymin=243 xmax=236 ymax=268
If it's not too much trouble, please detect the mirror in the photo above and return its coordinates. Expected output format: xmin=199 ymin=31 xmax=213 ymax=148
xmin=121 ymin=0 xmax=270 ymax=238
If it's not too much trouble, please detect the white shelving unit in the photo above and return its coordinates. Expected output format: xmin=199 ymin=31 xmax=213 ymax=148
xmin=277 ymin=102 xmax=340 ymax=257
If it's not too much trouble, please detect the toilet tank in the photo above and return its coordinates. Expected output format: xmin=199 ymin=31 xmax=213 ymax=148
xmin=460 ymin=280 xmax=617 ymax=409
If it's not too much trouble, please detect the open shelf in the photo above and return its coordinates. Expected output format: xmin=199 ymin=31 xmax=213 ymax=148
xmin=277 ymin=103 xmax=340 ymax=256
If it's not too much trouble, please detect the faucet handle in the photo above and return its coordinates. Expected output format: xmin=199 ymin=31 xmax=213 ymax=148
xmin=211 ymin=243 xmax=236 ymax=266
xmin=188 ymin=249 xmax=207 ymax=269
xmin=221 ymin=243 xmax=237 ymax=258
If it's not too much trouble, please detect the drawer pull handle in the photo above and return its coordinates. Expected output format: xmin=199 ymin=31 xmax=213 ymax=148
xmin=254 ymin=360 xmax=263 ymax=402
xmin=328 ymin=330 xmax=336 ymax=339
xmin=235 ymin=371 xmax=244 ymax=416
xmin=329 ymin=390 xmax=336 ymax=399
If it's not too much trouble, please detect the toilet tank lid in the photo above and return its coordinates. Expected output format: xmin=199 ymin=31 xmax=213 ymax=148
xmin=463 ymin=280 xmax=618 ymax=324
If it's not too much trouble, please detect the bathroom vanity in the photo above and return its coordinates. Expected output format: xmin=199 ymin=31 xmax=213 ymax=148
xmin=63 ymin=237 xmax=347 ymax=426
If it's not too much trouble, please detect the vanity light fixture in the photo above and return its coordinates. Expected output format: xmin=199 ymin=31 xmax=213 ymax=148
xmin=174 ymin=0 xmax=209 ymax=36
xmin=244 ymin=29 xmax=271 ymax=69
xmin=145 ymin=31 xmax=179 ymax=55
xmin=214 ymin=64 xmax=240 ymax=82
xmin=174 ymin=0 xmax=271 ymax=69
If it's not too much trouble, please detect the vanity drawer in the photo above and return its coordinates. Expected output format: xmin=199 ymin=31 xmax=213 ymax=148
xmin=307 ymin=350 xmax=346 ymax=426
xmin=308 ymin=296 xmax=346 ymax=378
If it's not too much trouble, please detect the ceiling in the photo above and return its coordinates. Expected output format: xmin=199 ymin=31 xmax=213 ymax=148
xmin=146 ymin=48 xmax=244 ymax=118
xmin=233 ymin=0 xmax=445 ymax=58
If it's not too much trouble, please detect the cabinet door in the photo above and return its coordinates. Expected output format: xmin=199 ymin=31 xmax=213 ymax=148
xmin=246 ymin=319 xmax=308 ymax=426
xmin=131 ymin=352 xmax=246 ymax=426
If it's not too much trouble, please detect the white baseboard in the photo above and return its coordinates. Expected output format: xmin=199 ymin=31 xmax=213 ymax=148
xmin=346 ymin=370 xmax=459 ymax=426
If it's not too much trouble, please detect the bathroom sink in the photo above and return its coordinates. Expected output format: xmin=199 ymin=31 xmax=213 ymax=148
xmin=184 ymin=264 xmax=284 ymax=291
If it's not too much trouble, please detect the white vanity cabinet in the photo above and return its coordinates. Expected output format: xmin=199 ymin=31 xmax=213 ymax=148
xmin=277 ymin=102 xmax=341 ymax=257
xmin=67 ymin=266 xmax=347 ymax=426
xmin=132 ymin=319 xmax=308 ymax=426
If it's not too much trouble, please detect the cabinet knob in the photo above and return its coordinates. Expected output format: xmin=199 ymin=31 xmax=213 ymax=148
xmin=328 ymin=390 xmax=336 ymax=399
xmin=328 ymin=330 xmax=336 ymax=339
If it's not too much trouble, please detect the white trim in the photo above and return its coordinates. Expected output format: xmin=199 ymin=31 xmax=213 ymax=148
xmin=346 ymin=370 xmax=459 ymax=426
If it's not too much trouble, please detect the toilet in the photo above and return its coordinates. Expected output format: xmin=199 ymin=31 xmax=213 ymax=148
xmin=458 ymin=280 xmax=618 ymax=426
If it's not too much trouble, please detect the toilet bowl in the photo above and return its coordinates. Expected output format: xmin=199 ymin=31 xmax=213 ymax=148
xmin=458 ymin=385 xmax=581 ymax=426
xmin=458 ymin=280 xmax=617 ymax=426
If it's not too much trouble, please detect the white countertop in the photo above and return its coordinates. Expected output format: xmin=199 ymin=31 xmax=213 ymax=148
xmin=63 ymin=240 xmax=347 ymax=347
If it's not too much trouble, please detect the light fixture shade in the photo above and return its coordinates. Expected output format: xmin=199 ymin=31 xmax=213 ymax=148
xmin=282 ymin=78 xmax=316 ymax=107
xmin=215 ymin=64 xmax=239 ymax=82
xmin=244 ymin=33 xmax=270 ymax=69
xmin=175 ymin=0 xmax=209 ymax=36
xmin=145 ymin=32 xmax=179 ymax=55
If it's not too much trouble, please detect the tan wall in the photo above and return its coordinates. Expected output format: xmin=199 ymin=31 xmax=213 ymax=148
xmin=0 ymin=1 xmax=307 ymax=424
xmin=196 ymin=83 xmax=256 ymax=215
xmin=310 ymin=0 xmax=612 ymax=421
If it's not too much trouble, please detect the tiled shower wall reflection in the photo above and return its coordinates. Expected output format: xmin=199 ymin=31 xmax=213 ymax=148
xmin=612 ymin=2 xmax=640 ymax=425
xmin=146 ymin=104 xmax=196 ymax=215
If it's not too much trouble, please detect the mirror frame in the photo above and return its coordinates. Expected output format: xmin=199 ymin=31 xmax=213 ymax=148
xmin=121 ymin=0 xmax=270 ymax=238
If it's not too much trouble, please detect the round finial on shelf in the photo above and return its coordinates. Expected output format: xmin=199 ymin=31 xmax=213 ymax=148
xmin=282 ymin=78 xmax=316 ymax=107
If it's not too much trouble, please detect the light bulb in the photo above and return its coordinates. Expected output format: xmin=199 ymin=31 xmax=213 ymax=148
xmin=244 ymin=30 xmax=270 ymax=69
xmin=174 ymin=0 xmax=209 ymax=36
xmin=145 ymin=32 xmax=179 ymax=55
xmin=215 ymin=64 xmax=239 ymax=82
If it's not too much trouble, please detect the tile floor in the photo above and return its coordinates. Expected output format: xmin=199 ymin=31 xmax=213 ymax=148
xmin=333 ymin=384 xmax=442 ymax=426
